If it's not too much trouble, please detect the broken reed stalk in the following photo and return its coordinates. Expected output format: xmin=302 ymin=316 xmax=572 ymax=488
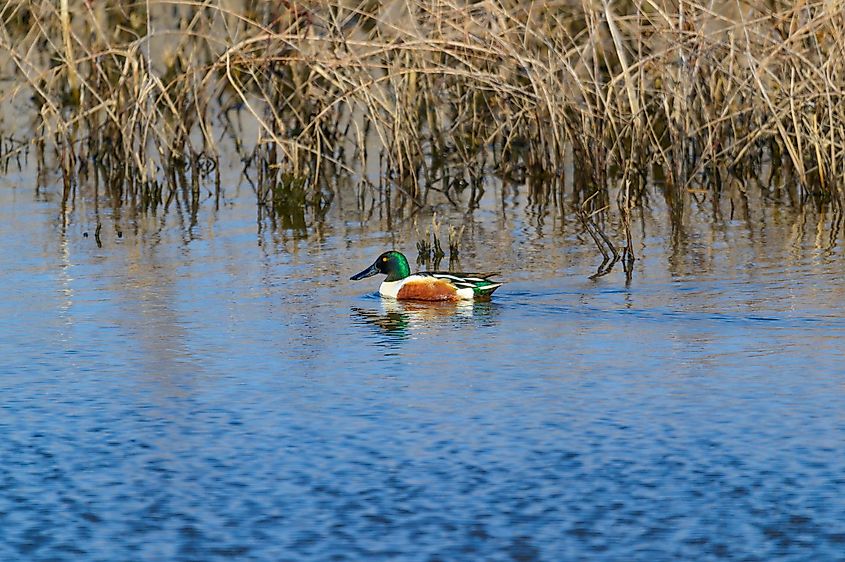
xmin=417 ymin=213 xmax=456 ymax=270
xmin=579 ymin=191 xmax=620 ymax=279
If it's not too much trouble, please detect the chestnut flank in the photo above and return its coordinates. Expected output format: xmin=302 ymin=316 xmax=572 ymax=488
xmin=396 ymin=278 xmax=459 ymax=301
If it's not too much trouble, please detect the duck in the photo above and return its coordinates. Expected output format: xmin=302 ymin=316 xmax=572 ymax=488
xmin=350 ymin=251 xmax=502 ymax=301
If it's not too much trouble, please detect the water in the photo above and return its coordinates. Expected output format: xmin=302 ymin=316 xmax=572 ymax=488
xmin=2 ymin=168 xmax=845 ymax=561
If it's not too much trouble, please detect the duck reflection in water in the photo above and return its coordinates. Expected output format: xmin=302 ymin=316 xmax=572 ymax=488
xmin=352 ymin=298 xmax=498 ymax=343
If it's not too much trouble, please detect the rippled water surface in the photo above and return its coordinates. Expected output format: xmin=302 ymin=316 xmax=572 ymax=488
xmin=2 ymin=168 xmax=845 ymax=562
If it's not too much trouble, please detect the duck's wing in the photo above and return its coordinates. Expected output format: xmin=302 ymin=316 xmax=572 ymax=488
xmin=419 ymin=271 xmax=503 ymax=295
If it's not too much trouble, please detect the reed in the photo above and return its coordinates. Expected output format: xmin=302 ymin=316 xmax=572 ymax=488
xmin=1 ymin=0 xmax=844 ymax=228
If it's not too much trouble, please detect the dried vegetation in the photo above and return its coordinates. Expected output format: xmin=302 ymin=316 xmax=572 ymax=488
xmin=1 ymin=0 xmax=844 ymax=265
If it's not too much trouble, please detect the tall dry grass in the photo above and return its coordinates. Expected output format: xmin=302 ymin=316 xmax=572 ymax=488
xmin=1 ymin=0 xmax=844 ymax=220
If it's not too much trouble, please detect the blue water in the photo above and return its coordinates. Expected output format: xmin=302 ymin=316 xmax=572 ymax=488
xmin=2 ymin=172 xmax=845 ymax=561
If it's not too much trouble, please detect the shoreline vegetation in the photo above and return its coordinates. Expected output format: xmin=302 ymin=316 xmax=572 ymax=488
xmin=1 ymin=0 xmax=844 ymax=271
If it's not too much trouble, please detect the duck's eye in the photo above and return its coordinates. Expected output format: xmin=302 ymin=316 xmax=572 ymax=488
xmin=382 ymin=257 xmax=388 ymax=262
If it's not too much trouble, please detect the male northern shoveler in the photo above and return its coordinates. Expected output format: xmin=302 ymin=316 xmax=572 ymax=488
xmin=350 ymin=251 xmax=502 ymax=301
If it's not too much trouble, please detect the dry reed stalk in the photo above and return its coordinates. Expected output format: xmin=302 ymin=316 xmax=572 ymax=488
xmin=0 ymin=0 xmax=843 ymax=228
xmin=59 ymin=0 xmax=78 ymax=99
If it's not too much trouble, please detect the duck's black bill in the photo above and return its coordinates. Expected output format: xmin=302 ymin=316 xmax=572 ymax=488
xmin=350 ymin=262 xmax=379 ymax=281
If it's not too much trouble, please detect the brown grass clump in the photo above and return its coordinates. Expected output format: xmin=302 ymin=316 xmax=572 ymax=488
xmin=1 ymin=0 xmax=844 ymax=219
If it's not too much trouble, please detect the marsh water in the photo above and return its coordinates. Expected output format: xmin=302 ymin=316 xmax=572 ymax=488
xmin=2 ymin=162 xmax=845 ymax=562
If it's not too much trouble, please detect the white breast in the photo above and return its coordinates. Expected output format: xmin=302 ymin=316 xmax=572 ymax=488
xmin=379 ymin=279 xmax=406 ymax=298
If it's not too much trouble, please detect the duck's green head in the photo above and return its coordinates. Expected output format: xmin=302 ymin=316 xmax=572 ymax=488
xmin=350 ymin=251 xmax=411 ymax=282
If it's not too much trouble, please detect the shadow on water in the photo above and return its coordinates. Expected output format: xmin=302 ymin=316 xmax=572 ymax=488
xmin=351 ymin=297 xmax=500 ymax=347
